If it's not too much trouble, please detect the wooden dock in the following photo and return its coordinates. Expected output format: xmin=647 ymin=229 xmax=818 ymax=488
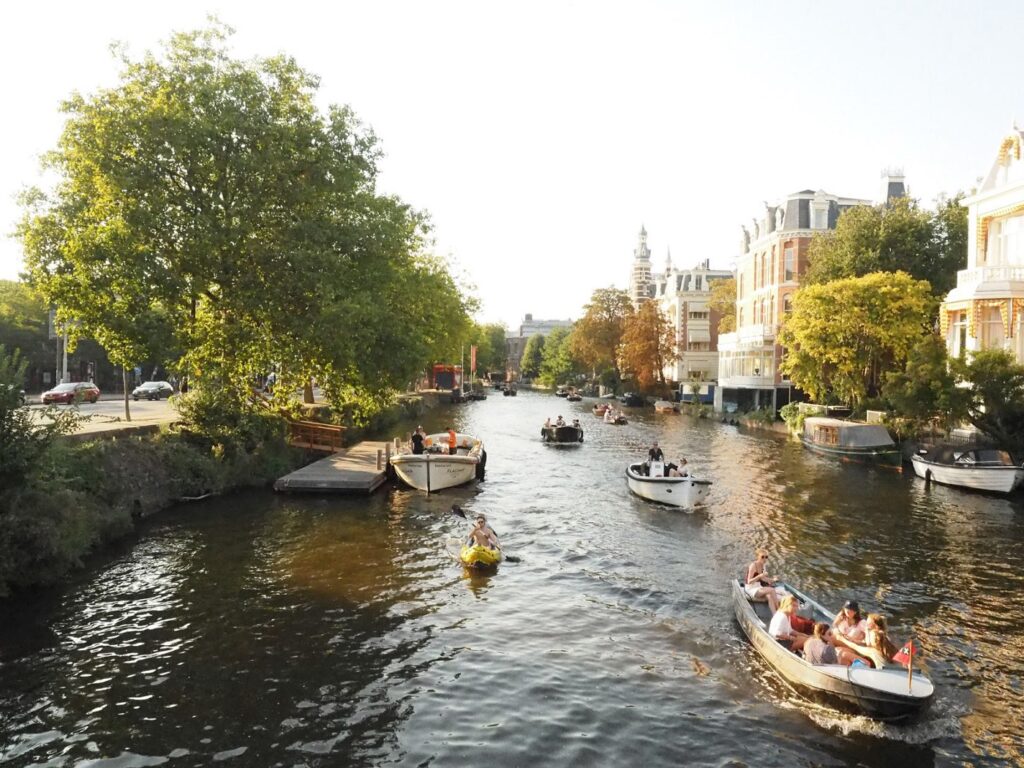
xmin=274 ymin=441 xmax=391 ymax=493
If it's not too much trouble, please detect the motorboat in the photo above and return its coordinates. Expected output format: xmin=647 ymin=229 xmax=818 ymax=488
xmin=911 ymin=445 xmax=1024 ymax=494
xmin=390 ymin=433 xmax=486 ymax=492
xmin=619 ymin=392 xmax=645 ymax=407
xmin=555 ymin=386 xmax=570 ymax=397
xmin=731 ymin=580 xmax=934 ymax=721
xmin=503 ymin=384 xmax=517 ymax=397
xmin=625 ymin=462 xmax=711 ymax=508
xmin=654 ymin=400 xmax=676 ymax=413
xmin=542 ymin=423 xmax=584 ymax=444
xmin=566 ymin=389 xmax=582 ymax=402
xmin=800 ymin=417 xmax=902 ymax=471
xmin=604 ymin=410 xmax=627 ymax=425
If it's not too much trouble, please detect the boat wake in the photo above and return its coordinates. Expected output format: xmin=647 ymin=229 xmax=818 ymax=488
xmin=797 ymin=697 xmax=966 ymax=744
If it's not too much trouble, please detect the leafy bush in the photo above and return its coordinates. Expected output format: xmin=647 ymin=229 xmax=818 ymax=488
xmin=779 ymin=402 xmax=806 ymax=433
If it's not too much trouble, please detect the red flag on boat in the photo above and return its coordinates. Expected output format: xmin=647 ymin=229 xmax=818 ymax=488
xmin=893 ymin=640 xmax=916 ymax=665
xmin=470 ymin=345 xmax=477 ymax=376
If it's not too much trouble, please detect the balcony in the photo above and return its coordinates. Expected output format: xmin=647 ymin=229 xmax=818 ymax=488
xmin=955 ymin=264 xmax=1024 ymax=289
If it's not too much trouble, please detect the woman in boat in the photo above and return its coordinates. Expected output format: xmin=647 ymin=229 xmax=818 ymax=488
xmin=768 ymin=594 xmax=810 ymax=652
xmin=745 ymin=549 xmax=783 ymax=613
xmin=803 ymin=622 xmax=840 ymax=665
xmin=668 ymin=458 xmax=688 ymax=477
xmin=831 ymin=600 xmax=867 ymax=645
xmin=834 ymin=613 xmax=899 ymax=668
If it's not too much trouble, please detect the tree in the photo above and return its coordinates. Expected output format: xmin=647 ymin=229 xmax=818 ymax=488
xmin=804 ymin=198 xmax=938 ymax=293
xmin=0 ymin=281 xmax=51 ymax=378
xmin=883 ymin=334 xmax=969 ymax=433
xmin=520 ymin=333 xmax=545 ymax=378
xmin=619 ymin=301 xmax=675 ymax=392
xmin=932 ymin=194 xmax=969 ymax=297
xmin=570 ymin=288 xmax=633 ymax=378
xmin=465 ymin=322 xmax=507 ymax=377
xmin=952 ymin=349 xmax=1024 ymax=456
xmin=708 ymin=276 xmax=736 ymax=334
xmin=18 ymin=23 xmax=470 ymax=424
xmin=778 ymin=272 xmax=935 ymax=406
xmin=538 ymin=327 xmax=580 ymax=387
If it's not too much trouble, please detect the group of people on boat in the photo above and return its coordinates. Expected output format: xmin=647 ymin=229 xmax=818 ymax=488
xmin=746 ymin=549 xmax=908 ymax=670
xmin=408 ymin=425 xmax=460 ymax=455
xmin=544 ymin=416 xmax=581 ymax=429
xmin=640 ymin=441 xmax=689 ymax=477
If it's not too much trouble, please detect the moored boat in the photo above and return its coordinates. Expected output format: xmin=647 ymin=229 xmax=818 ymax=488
xmin=625 ymin=462 xmax=711 ymax=508
xmin=541 ymin=424 xmax=584 ymax=444
xmin=390 ymin=433 xmax=486 ymax=492
xmin=654 ymin=400 xmax=676 ymax=413
xmin=911 ymin=445 xmax=1024 ymax=494
xmin=800 ymin=417 xmax=902 ymax=471
xmin=619 ymin=392 xmax=645 ymax=407
xmin=731 ymin=580 xmax=934 ymax=721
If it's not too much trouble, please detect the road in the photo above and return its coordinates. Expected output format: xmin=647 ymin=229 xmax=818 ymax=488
xmin=29 ymin=397 xmax=176 ymax=434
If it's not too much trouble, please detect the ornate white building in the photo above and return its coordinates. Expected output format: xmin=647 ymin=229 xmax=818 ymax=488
xmin=628 ymin=226 xmax=655 ymax=308
xmin=941 ymin=128 xmax=1024 ymax=364
xmin=653 ymin=255 xmax=733 ymax=386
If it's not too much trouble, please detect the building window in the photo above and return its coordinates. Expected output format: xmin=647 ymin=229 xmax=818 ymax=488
xmin=783 ymin=294 xmax=793 ymax=316
xmin=738 ymin=273 xmax=744 ymax=299
xmin=770 ymin=246 xmax=776 ymax=285
xmin=951 ymin=311 xmax=967 ymax=357
xmin=760 ymin=253 xmax=767 ymax=289
xmin=980 ymin=306 xmax=1005 ymax=349
xmin=784 ymin=246 xmax=795 ymax=282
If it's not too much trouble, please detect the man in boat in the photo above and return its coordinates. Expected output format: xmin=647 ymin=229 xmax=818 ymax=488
xmin=556 ymin=415 xmax=566 ymax=426
xmin=467 ymin=515 xmax=499 ymax=549
xmin=447 ymin=427 xmax=458 ymax=455
xmin=411 ymin=426 xmax=425 ymax=455
xmin=643 ymin=441 xmax=665 ymax=475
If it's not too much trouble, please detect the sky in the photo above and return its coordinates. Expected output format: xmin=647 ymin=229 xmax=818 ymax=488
xmin=2 ymin=1 xmax=1022 ymax=329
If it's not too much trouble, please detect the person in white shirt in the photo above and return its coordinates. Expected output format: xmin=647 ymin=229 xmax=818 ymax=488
xmin=768 ymin=594 xmax=809 ymax=652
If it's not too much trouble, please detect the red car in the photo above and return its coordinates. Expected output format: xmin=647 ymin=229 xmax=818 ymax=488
xmin=41 ymin=381 xmax=100 ymax=404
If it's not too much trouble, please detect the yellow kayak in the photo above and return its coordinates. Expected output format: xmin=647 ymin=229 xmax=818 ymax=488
xmin=460 ymin=543 xmax=502 ymax=569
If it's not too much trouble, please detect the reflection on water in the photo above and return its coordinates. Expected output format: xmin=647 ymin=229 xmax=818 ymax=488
xmin=1 ymin=390 xmax=1023 ymax=766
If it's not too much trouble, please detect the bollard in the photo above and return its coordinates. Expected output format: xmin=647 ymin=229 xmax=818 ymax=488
xmin=377 ymin=449 xmax=383 ymax=470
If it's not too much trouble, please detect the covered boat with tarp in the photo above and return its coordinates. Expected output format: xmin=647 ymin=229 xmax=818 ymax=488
xmin=800 ymin=417 xmax=902 ymax=470
xmin=911 ymin=445 xmax=1023 ymax=494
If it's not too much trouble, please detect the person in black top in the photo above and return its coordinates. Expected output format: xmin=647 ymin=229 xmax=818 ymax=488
xmin=411 ymin=426 xmax=425 ymax=455
xmin=643 ymin=440 xmax=664 ymax=475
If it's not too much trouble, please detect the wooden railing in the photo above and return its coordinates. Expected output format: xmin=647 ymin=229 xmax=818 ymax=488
xmin=286 ymin=419 xmax=345 ymax=453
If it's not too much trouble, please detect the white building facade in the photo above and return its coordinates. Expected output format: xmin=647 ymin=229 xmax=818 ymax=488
xmin=653 ymin=257 xmax=733 ymax=385
xmin=941 ymin=128 xmax=1024 ymax=364
xmin=715 ymin=187 xmax=875 ymax=412
xmin=628 ymin=226 xmax=655 ymax=308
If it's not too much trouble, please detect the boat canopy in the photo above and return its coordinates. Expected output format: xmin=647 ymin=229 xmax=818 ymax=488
xmin=919 ymin=445 xmax=1017 ymax=466
xmin=803 ymin=417 xmax=895 ymax=448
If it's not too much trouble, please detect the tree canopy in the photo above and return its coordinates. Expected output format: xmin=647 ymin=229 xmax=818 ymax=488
xmin=708 ymin=276 xmax=736 ymax=334
xmin=519 ymin=333 xmax=545 ymax=378
xmin=619 ymin=300 xmax=675 ymax=392
xmin=952 ymin=349 xmax=1024 ymax=456
xmin=538 ymin=327 xmax=581 ymax=387
xmin=778 ymin=271 xmax=935 ymax=406
xmin=804 ymin=196 xmax=968 ymax=299
xmin=570 ymin=288 xmax=633 ymax=378
xmin=18 ymin=24 xmax=471 ymax=420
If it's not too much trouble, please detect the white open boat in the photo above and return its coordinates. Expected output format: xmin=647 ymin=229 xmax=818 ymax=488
xmin=911 ymin=445 xmax=1024 ymax=494
xmin=625 ymin=462 xmax=711 ymax=508
xmin=390 ymin=433 xmax=485 ymax=492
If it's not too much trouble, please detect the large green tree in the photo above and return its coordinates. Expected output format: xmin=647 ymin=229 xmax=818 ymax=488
xmin=779 ymin=271 xmax=935 ymax=406
xmin=619 ymin=300 xmax=675 ymax=392
xmin=804 ymin=197 xmax=967 ymax=299
xmin=884 ymin=334 xmax=969 ymax=433
xmin=570 ymin=288 xmax=633 ymax=378
xmin=538 ymin=327 xmax=581 ymax=387
xmin=952 ymin=349 xmax=1024 ymax=456
xmin=520 ymin=333 xmax=545 ymax=378
xmin=708 ymin=276 xmax=736 ymax=334
xmin=18 ymin=24 xmax=469 ymax=423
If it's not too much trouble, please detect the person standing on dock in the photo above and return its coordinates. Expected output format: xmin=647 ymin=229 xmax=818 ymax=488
xmin=447 ymin=426 xmax=458 ymax=455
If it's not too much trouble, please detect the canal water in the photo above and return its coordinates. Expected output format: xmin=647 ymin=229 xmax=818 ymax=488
xmin=1 ymin=391 xmax=1023 ymax=767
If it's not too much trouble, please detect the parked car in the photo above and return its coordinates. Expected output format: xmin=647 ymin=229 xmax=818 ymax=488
xmin=41 ymin=381 xmax=100 ymax=404
xmin=132 ymin=380 xmax=174 ymax=401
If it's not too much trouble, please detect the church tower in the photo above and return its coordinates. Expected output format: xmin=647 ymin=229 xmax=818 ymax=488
xmin=629 ymin=225 xmax=654 ymax=308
